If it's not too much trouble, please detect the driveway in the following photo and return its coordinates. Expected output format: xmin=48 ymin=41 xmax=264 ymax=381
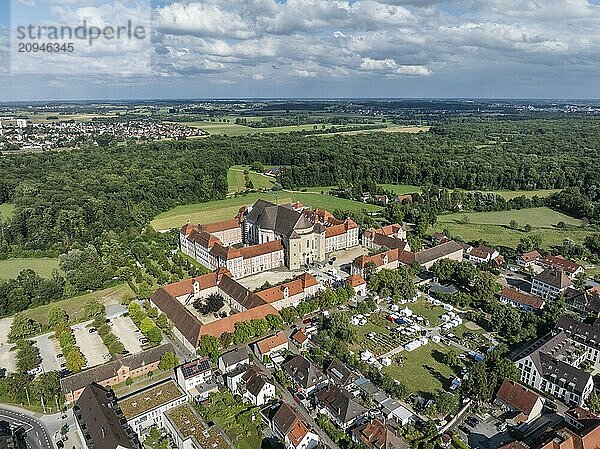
xmin=72 ymin=324 xmax=109 ymax=368
xmin=0 ymin=316 xmax=13 ymax=346
xmin=33 ymin=333 xmax=62 ymax=373
xmin=110 ymin=316 xmax=143 ymax=354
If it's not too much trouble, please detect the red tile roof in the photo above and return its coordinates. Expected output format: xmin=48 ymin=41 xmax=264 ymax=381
xmin=198 ymin=219 xmax=241 ymax=234
xmin=287 ymin=418 xmax=310 ymax=447
xmin=256 ymin=331 xmax=288 ymax=355
xmin=347 ymin=274 xmax=366 ymax=287
xmin=199 ymin=303 xmax=279 ymax=338
xmin=256 ymin=273 xmax=317 ymax=304
xmin=542 ymin=255 xmax=583 ymax=275
xmin=353 ymin=248 xmax=415 ymax=269
xmin=519 ymin=250 xmax=542 ymax=263
xmin=238 ymin=240 xmax=284 ymax=259
xmin=500 ymin=287 xmax=544 ymax=310
xmin=291 ymin=329 xmax=308 ymax=345
xmin=496 ymin=379 xmax=541 ymax=422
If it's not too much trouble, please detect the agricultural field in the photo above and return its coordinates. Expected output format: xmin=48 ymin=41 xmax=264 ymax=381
xmin=0 ymin=258 xmax=60 ymax=279
xmin=20 ymin=283 xmax=134 ymax=326
xmin=0 ymin=203 xmax=15 ymax=219
xmin=382 ymin=343 xmax=459 ymax=395
xmin=380 ymin=184 xmax=422 ymax=195
xmin=174 ymin=120 xmax=370 ymax=137
xmin=322 ymin=125 xmax=430 ymax=136
xmin=437 ymin=207 xmax=580 ymax=228
xmin=433 ymin=206 xmax=589 ymax=249
xmin=151 ymin=191 xmax=381 ymax=230
xmin=430 ymin=222 xmax=592 ymax=250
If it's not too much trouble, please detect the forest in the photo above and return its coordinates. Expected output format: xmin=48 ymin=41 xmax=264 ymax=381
xmin=0 ymin=115 xmax=599 ymax=316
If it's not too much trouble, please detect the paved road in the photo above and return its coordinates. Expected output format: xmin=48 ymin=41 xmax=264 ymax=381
xmin=0 ymin=408 xmax=54 ymax=449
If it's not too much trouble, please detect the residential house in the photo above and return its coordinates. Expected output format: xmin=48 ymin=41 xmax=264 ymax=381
xmin=61 ymin=344 xmax=175 ymax=402
xmin=469 ymin=245 xmax=502 ymax=265
xmin=517 ymin=251 xmax=542 ymax=268
xmin=118 ymin=379 xmax=187 ymax=436
xmin=325 ymin=359 xmax=354 ymax=387
xmin=564 ymin=287 xmax=600 ymax=319
xmin=282 ymin=355 xmax=327 ymax=395
xmin=269 ymin=402 xmax=320 ymax=449
xmin=353 ymin=419 xmax=408 ymax=449
xmin=500 ymin=287 xmax=545 ymax=312
xmin=541 ymin=256 xmax=584 ymax=278
xmin=255 ymin=331 xmax=289 ymax=360
xmin=315 ymin=384 xmax=368 ymax=430
xmin=531 ymin=269 xmax=573 ymax=300
xmin=237 ymin=366 xmax=275 ymax=406
xmin=431 ymin=232 xmax=449 ymax=245
xmin=495 ymin=378 xmax=544 ymax=425
xmin=564 ymin=407 xmax=600 ymax=433
xmin=379 ymin=398 xmax=413 ymax=426
xmin=73 ymin=383 xmax=142 ymax=449
xmin=291 ymin=329 xmax=309 ymax=350
xmin=218 ymin=347 xmax=250 ymax=374
xmin=175 ymin=358 xmax=213 ymax=396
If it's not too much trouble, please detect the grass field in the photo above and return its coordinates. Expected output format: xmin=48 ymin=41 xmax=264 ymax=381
xmin=227 ymin=165 xmax=276 ymax=194
xmin=20 ymin=283 xmax=134 ymax=325
xmin=406 ymin=299 xmax=445 ymax=326
xmin=430 ymin=222 xmax=592 ymax=249
xmin=437 ymin=207 xmax=580 ymax=228
xmin=151 ymin=191 xmax=381 ymax=230
xmin=0 ymin=258 xmax=60 ymax=279
xmin=322 ymin=125 xmax=430 ymax=136
xmin=0 ymin=203 xmax=15 ymax=219
xmin=382 ymin=343 xmax=458 ymax=394
xmin=380 ymin=184 xmax=422 ymax=195
xmin=174 ymin=120 xmax=368 ymax=136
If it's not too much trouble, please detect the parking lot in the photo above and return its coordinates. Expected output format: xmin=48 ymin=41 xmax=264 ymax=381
xmin=0 ymin=316 xmax=15 ymax=373
xmin=73 ymin=323 xmax=110 ymax=368
xmin=110 ymin=315 xmax=143 ymax=354
xmin=33 ymin=333 xmax=62 ymax=372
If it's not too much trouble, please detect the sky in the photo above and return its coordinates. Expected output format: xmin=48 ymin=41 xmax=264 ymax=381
xmin=1 ymin=0 xmax=600 ymax=101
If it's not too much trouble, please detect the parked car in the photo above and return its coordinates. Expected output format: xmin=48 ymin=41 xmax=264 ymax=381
xmin=88 ymin=328 xmax=97 ymax=333
xmin=56 ymin=353 xmax=63 ymax=358
xmin=60 ymin=363 xmax=67 ymax=369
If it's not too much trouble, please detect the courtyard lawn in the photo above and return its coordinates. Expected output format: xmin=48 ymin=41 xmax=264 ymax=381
xmin=151 ymin=191 xmax=381 ymax=230
xmin=406 ymin=299 xmax=445 ymax=326
xmin=20 ymin=283 xmax=134 ymax=326
xmin=0 ymin=203 xmax=15 ymax=219
xmin=0 ymin=258 xmax=60 ymax=279
xmin=437 ymin=207 xmax=580 ymax=228
xmin=382 ymin=343 xmax=458 ymax=394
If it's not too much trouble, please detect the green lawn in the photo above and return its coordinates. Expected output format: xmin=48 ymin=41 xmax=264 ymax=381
xmin=380 ymin=184 xmax=423 ymax=195
xmin=406 ymin=299 xmax=445 ymax=326
xmin=431 ymin=222 xmax=593 ymax=249
xmin=382 ymin=343 xmax=458 ymax=394
xmin=437 ymin=207 xmax=580 ymax=228
xmin=20 ymin=284 xmax=134 ymax=325
xmin=227 ymin=168 xmax=247 ymax=194
xmin=0 ymin=258 xmax=60 ymax=279
xmin=0 ymin=203 xmax=15 ymax=219
xmin=151 ymin=191 xmax=381 ymax=230
xmin=195 ymin=390 xmax=264 ymax=449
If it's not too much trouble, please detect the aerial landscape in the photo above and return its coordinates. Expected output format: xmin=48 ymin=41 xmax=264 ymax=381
xmin=1 ymin=1 xmax=600 ymax=449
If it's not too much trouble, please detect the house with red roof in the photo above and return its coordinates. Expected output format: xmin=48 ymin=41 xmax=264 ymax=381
xmin=495 ymin=378 xmax=544 ymax=425
xmin=541 ymin=255 xmax=584 ymax=278
xmin=500 ymin=287 xmax=545 ymax=311
xmin=268 ymin=402 xmax=320 ymax=449
xmin=255 ymin=273 xmax=319 ymax=311
xmin=346 ymin=274 xmax=367 ymax=296
xmin=255 ymin=331 xmax=289 ymax=358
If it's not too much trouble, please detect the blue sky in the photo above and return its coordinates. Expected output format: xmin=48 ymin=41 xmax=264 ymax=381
xmin=1 ymin=0 xmax=600 ymax=101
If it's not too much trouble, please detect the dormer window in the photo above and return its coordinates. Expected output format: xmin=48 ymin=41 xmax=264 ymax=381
xmin=283 ymin=286 xmax=289 ymax=298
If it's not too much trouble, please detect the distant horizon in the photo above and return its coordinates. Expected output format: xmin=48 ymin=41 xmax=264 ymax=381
xmin=2 ymin=97 xmax=600 ymax=105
